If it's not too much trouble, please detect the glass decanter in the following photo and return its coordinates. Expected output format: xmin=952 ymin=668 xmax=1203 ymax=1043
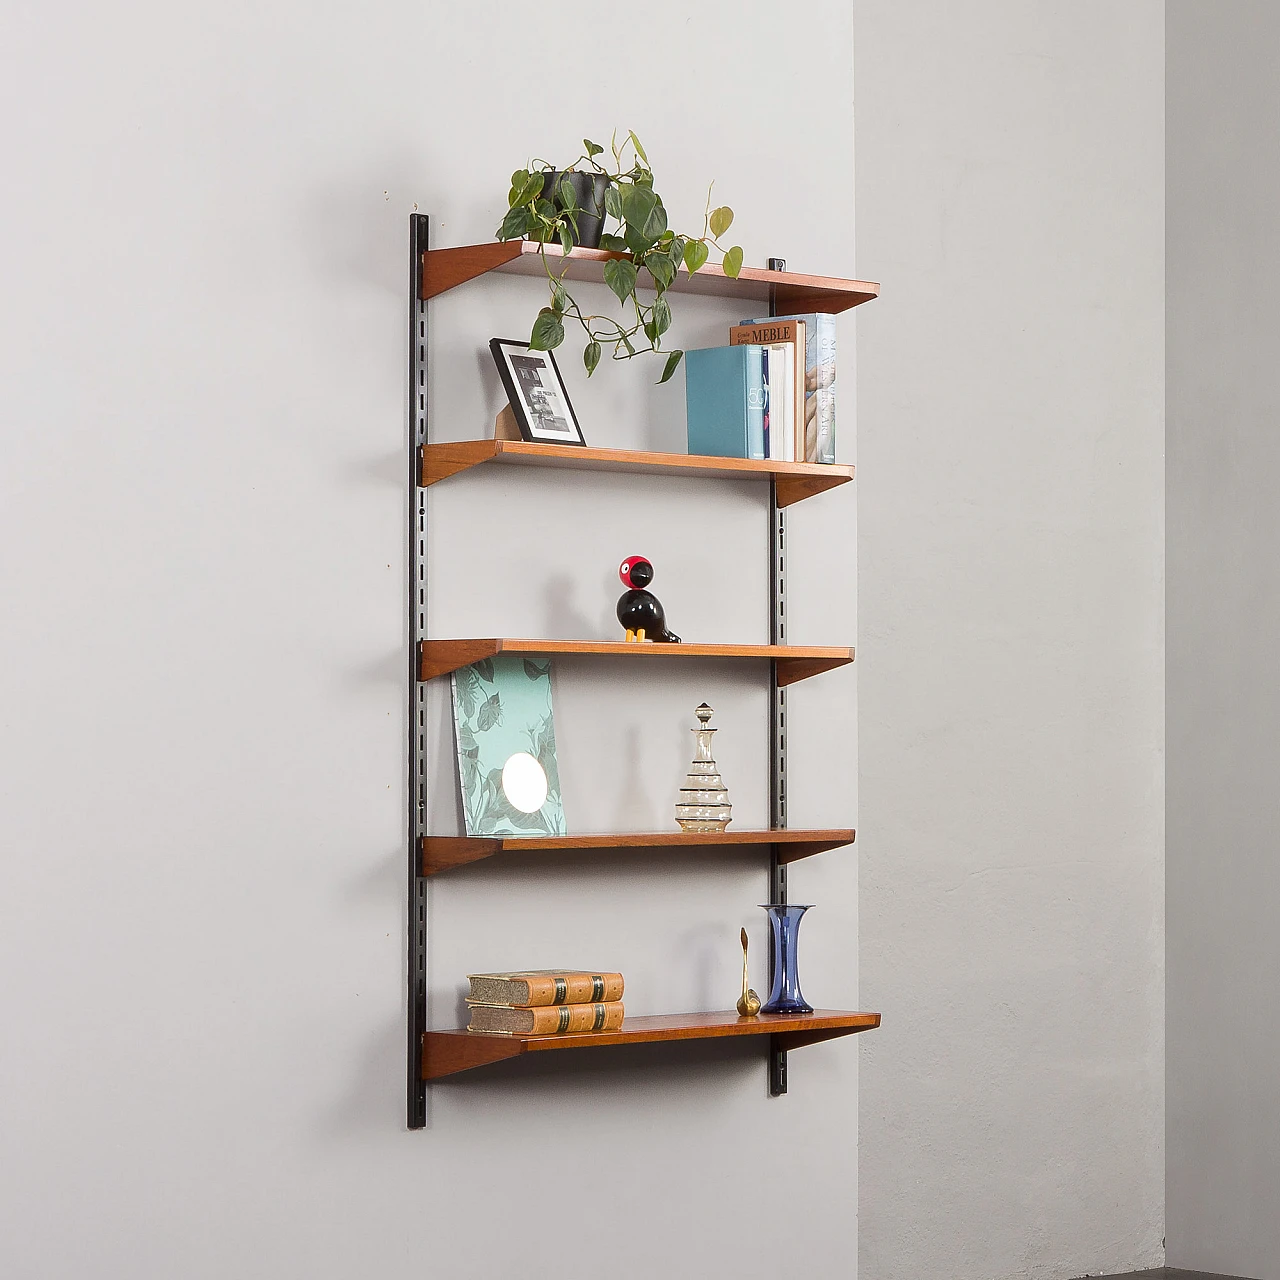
xmin=675 ymin=703 xmax=732 ymax=831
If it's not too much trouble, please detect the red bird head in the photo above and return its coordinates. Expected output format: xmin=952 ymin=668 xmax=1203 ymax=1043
xmin=619 ymin=555 xmax=654 ymax=590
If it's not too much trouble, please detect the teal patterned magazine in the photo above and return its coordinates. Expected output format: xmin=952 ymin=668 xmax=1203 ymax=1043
xmin=450 ymin=654 xmax=566 ymax=837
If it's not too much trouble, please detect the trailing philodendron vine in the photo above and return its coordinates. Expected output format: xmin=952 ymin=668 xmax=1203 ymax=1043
xmin=496 ymin=131 xmax=742 ymax=383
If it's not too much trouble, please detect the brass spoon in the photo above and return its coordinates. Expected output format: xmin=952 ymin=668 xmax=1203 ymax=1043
xmin=737 ymin=927 xmax=761 ymax=1017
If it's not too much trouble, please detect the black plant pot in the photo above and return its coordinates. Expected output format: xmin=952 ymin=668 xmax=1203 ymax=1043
xmin=540 ymin=170 xmax=609 ymax=249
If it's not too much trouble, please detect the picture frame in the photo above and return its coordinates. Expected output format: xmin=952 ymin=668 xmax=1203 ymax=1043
xmin=489 ymin=338 xmax=587 ymax=446
xmin=450 ymin=654 xmax=566 ymax=838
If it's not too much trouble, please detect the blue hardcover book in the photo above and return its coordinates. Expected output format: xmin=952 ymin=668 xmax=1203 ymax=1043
xmin=684 ymin=345 xmax=766 ymax=460
xmin=740 ymin=313 xmax=837 ymax=463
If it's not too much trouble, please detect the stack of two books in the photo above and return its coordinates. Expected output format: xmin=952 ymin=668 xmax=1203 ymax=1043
xmin=465 ymin=970 xmax=625 ymax=1036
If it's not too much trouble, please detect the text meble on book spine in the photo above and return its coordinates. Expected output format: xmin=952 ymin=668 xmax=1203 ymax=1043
xmin=739 ymin=313 xmax=837 ymax=464
xmin=467 ymin=1001 xmax=626 ymax=1036
xmin=466 ymin=971 xmax=625 ymax=1007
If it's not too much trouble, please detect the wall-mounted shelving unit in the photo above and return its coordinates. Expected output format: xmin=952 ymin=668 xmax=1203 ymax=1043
xmin=408 ymin=218 xmax=880 ymax=1127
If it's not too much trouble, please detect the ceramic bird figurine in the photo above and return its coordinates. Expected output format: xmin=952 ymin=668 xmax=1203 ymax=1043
xmin=737 ymin=927 xmax=761 ymax=1017
xmin=617 ymin=555 xmax=680 ymax=643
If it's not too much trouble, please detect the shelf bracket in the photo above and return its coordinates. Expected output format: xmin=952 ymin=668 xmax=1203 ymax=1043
xmin=767 ymin=254 xmax=789 ymax=1097
xmin=407 ymin=213 xmax=431 ymax=1129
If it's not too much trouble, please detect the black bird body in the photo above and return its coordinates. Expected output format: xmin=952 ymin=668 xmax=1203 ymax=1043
xmin=617 ymin=555 xmax=680 ymax=643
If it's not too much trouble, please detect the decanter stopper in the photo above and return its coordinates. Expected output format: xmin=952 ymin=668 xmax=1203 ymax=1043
xmin=675 ymin=702 xmax=732 ymax=831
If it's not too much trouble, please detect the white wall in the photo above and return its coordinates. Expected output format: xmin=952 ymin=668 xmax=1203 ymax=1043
xmin=0 ymin=2 xmax=866 ymax=1278
xmin=1167 ymin=4 xmax=1280 ymax=1276
xmin=855 ymin=4 xmax=1166 ymax=1278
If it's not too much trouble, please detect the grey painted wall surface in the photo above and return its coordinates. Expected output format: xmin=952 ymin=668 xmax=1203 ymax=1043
xmin=856 ymin=4 xmax=1165 ymax=1278
xmin=1167 ymin=4 xmax=1280 ymax=1276
xmin=0 ymin=3 xmax=864 ymax=1277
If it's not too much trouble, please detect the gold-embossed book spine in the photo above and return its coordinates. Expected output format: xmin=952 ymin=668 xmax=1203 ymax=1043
xmin=466 ymin=971 xmax=624 ymax=1007
xmin=466 ymin=1001 xmax=626 ymax=1036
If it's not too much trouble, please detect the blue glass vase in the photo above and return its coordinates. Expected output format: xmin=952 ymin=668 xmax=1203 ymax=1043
xmin=760 ymin=903 xmax=814 ymax=1015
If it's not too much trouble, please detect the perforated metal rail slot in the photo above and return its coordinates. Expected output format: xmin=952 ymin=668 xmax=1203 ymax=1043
xmin=407 ymin=214 xmax=430 ymax=1129
xmin=766 ymin=255 xmax=789 ymax=1097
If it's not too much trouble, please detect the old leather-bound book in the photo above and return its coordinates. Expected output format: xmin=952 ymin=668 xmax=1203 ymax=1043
xmin=466 ymin=970 xmax=624 ymax=1008
xmin=467 ymin=1001 xmax=625 ymax=1036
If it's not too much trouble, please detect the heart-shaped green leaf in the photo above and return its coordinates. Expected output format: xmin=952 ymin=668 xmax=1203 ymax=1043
xmin=497 ymin=207 xmax=530 ymax=240
xmin=584 ymin=340 xmax=601 ymax=375
xmin=709 ymin=206 xmax=734 ymax=238
xmin=628 ymin=130 xmax=649 ymax=165
xmin=647 ymin=254 xmax=674 ymax=290
xmin=584 ymin=139 xmax=603 ymax=158
xmin=651 ymin=295 xmax=672 ymax=337
xmin=559 ymin=224 xmax=574 ymax=257
xmin=684 ymin=239 xmax=709 ymax=274
xmin=603 ymin=258 xmax=638 ymax=304
xmin=722 ymin=245 xmax=743 ymax=278
xmin=665 ymin=239 xmax=686 ymax=280
xmin=658 ymin=350 xmax=683 ymax=384
xmin=520 ymin=171 xmax=545 ymax=205
xmin=558 ymin=178 xmax=577 ymax=211
xmin=620 ymin=186 xmax=666 ymax=240
xmin=622 ymin=182 xmax=658 ymax=230
xmin=529 ymin=308 xmax=565 ymax=351
xmin=625 ymin=223 xmax=656 ymax=256
xmin=641 ymin=198 xmax=667 ymax=242
xmin=599 ymin=232 xmax=627 ymax=251
xmin=604 ymin=184 xmax=623 ymax=220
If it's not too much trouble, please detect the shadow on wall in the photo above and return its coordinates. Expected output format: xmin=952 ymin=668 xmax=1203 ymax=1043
xmin=320 ymin=1010 xmax=768 ymax=1136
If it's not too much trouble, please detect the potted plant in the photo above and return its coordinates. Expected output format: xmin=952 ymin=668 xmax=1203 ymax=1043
xmin=496 ymin=131 xmax=743 ymax=383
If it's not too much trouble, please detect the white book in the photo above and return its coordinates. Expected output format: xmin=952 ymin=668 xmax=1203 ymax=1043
xmin=780 ymin=346 xmax=794 ymax=461
xmin=768 ymin=342 xmax=794 ymax=461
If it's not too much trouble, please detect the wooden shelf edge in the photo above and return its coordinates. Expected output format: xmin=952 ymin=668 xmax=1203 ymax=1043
xmin=421 ymin=828 xmax=855 ymax=875
xmin=418 ymin=639 xmax=853 ymax=684
xmin=422 ymin=1009 xmax=881 ymax=1080
xmin=419 ymin=441 xmax=854 ymax=507
xmin=420 ymin=241 xmax=880 ymax=313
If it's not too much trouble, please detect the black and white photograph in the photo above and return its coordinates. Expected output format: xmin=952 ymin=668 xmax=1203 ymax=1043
xmin=489 ymin=338 xmax=587 ymax=446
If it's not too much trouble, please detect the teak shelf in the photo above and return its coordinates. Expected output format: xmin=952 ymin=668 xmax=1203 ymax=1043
xmin=423 ymin=1009 xmax=882 ymax=1081
xmin=421 ymin=241 xmax=880 ymax=314
xmin=418 ymin=639 xmax=854 ymax=686
xmin=406 ymin=214 xmax=880 ymax=1125
xmin=421 ymin=828 xmax=856 ymax=876
xmin=420 ymin=440 xmax=854 ymax=508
